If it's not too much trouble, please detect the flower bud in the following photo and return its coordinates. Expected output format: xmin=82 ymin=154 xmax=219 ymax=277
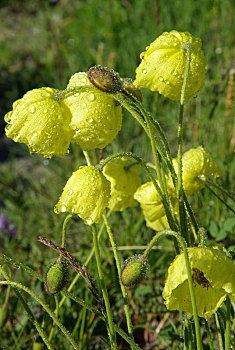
xmin=134 ymin=30 xmax=207 ymax=101
xmin=103 ymin=158 xmax=141 ymax=211
xmin=0 ymin=304 xmax=8 ymax=329
xmin=88 ymin=65 xmax=123 ymax=93
xmin=45 ymin=259 xmax=69 ymax=295
xmin=167 ymin=146 xmax=221 ymax=195
xmin=55 ymin=165 xmax=111 ymax=225
xmin=63 ymin=72 xmax=122 ymax=150
xmin=122 ymin=78 xmax=142 ymax=101
xmin=121 ymin=255 xmax=149 ymax=288
xmin=134 ymin=181 xmax=178 ymax=231
xmin=4 ymin=87 xmax=73 ymax=158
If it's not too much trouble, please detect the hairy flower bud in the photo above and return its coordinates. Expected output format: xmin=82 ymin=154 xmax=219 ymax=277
xmin=55 ymin=165 xmax=111 ymax=225
xmin=88 ymin=65 xmax=123 ymax=93
xmin=167 ymin=146 xmax=221 ymax=195
xmin=121 ymin=255 xmax=149 ymax=288
xmin=103 ymin=158 xmax=141 ymax=211
xmin=63 ymin=72 xmax=122 ymax=150
xmin=45 ymin=260 xmax=69 ymax=295
xmin=134 ymin=30 xmax=207 ymax=101
xmin=4 ymin=87 xmax=73 ymax=158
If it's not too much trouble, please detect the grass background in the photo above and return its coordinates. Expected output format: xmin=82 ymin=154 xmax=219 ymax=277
xmin=0 ymin=0 xmax=234 ymax=349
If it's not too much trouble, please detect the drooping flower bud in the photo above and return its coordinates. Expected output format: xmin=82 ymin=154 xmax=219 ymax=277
xmin=163 ymin=247 xmax=235 ymax=320
xmin=167 ymin=146 xmax=221 ymax=195
xmin=122 ymin=78 xmax=142 ymax=101
xmin=45 ymin=259 xmax=69 ymax=295
xmin=134 ymin=30 xmax=207 ymax=101
xmin=121 ymin=255 xmax=149 ymax=288
xmin=55 ymin=165 xmax=111 ymax=225
xmin=134 ymin=181 xmax=178 ymax=231
xmin=63 ymin=72 xmax=122 ymax=151
xmin=88 ymin=65 xmax=123 ymax=93
xmin=103 ymin=158 xmax=141 ymax=211
xmin=4 ymin=87 xmax=74 ymax=158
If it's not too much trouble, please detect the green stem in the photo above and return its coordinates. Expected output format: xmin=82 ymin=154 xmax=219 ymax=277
xmin=205 ymin=183 xmax=235 ymax=214
xmin=48 ymin=295 xmax=60 ymax=342
xmin=0 ymin=280 xmax=80 ymax=350
xmin=83 ymin=150 xmax=92 ymax=166
xmin=215 ymin=312 xmax=224 ymax=350
xmin=91 ymin=224 xmax=118 ymax=349
xmin=0 ymin=266 xmax=54 ymax=350
xmin=206 ymin=179 xmax=235 ymax=202
xmin=62 ymin=289 xmax=142 ymax=350
xmin=62 ymin=214 xmax=74 ymax=249
xmin=103 ymin=214 xmax=134 ymax=347
xmin=143 ymin=229 xmax=202 ymax=350
xmin=225 ymin=297 xmax=231 ymax=350
xmin=205 ymin=320 xmax=214 ymax=350
xmin=177 ymin=42 xmax=192 ymax=243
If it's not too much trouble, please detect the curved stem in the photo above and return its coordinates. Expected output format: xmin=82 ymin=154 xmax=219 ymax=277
xmin=0 ymin=280 xmax=80 ymax=350
xmin=91 ymin=224 xmax=118 ymax=349
xmin=103 ymin=214 xmax=134 ymax=347
xmin=143 ymin=229 xmax=203 ymax=350
xmin=225 ymin=297 xmax=231 ymax=350
xmin=83 ymin=150 xmax=92 ymax=166
xmin=62 ymin=214 xmax=74 ymax=249
xmin=177 ymin=42 xmax=192 ymax=244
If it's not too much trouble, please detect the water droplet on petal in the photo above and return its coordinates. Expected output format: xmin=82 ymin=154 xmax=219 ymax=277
xmin=61 ymin=205 xmax=67 ymax=212
xmin=28 ymin=105 xmax=36 ymax=113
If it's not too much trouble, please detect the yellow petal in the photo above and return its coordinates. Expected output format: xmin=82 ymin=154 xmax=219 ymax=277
xmin=5 ymin=87 xmax=73 ymax=158
xmin=63 ymin=72 xmax=122 ymax=150
xmin=55 ymin=166 xmax=111 ymax=225
xmin=134 ymin=31 xmax=207 ymax=101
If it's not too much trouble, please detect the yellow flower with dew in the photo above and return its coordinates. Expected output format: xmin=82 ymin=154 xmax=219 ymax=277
xmin=167 ymin=146 xmax=221 ymax=195
xmin=63 ymin=72 xmax=122 ymax=151
xmin=55 ymin=166 xmax=111 ymax=225
xmin=134 ymin=30 xmax=207 ymax=101
xmin=103 ymin=158 xmax=141 ymax=211
xmin=134 ymin=182 xmax=178 ymax=231
xmin=4 ymin=87 xmax=73 ymax=158
xmin=163 ymin=247 xmax=235 ymax=320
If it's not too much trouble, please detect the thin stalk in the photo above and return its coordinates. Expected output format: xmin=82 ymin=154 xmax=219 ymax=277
xmin=206 ymin=179 xmax=235 ymax=202
xmin=48 ymin=295 xmax=60 ymax=342
xmin=91 ymin=224 xmax=118 ymax=349
xmin=205 ymin=320 xmax=214 ymax=350
xmin=177 ymin=42 xmax=192 ymax=243
xmin=143 ymin=229 xmax=203 ymax=350
xmin=0 ymin=280 xmax=80 ymax=350
xmin=0 ymin=267 xmax=54 ymax=350
xmin=83 ymin=150 xmax=92 ymax=166
xmin=215 ymin=313 xmax=224 ymax=350
xmin=225 ymin=297 xmax=231 ymax=350
xmin=103 ymin=214 xmax=134 ymax=347
xmin=205 ymin=183 xmax=235 ymax=214
xmin=62 ymin=213 xmax=74 ymax=249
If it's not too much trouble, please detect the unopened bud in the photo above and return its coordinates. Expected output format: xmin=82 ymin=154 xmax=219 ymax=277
xmin=45 ymin=259 xmax=69 ymax=295
xmin=121 ymin=255 xmax=149 ymax=288
xmin=88 ymin=65 xmax=123 ymax=93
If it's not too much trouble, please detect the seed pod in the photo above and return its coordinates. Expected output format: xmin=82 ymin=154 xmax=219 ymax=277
xmin=55 ymin=165 xmax=111 ymax=225
xmin=0 ymin=304 xmax=8 ymax=329
xmin=4 ymin=87 xmax=73 ymax=158
xmin=134 ymin=30 xmax=207 ymax=101
xmin=88 ymin=65 xmax=123 ymax=93
xmin=45 ymin=259 xmax=69 ymax=295
xmin=121 ymin=255 xmax=149 ymax=288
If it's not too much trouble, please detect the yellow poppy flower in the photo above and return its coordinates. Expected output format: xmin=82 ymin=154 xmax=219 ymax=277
xmin=63 ymin=72 xmax=122 ymax=150
xmin=163 ymin=247 xmax=235 ymax=320
xmin=134 ymin=181 xmax=178 ymax=231
xmin=168 ymin=146 xmax=221 ymax=195
xmin=4 ymin=87 xmax=73 ymax=158
xmin=103 ymin=158 xmax=141 ymax=211
xmin=134 ymin=31 xmax=207 ymax=101
xmin=55 ymin=166 xmax=111 ymax=225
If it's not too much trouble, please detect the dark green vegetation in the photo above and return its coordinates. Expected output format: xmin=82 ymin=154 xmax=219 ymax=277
xmin=0 ymin=0 xmax=234 ymax=349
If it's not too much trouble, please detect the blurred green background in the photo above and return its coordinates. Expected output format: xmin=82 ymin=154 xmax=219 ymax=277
xmin=0 ymin=0 xmax=234 ymax=349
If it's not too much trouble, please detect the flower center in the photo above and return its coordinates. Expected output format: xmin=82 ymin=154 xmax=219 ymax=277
xmin=192 ymin=268 xmax=211 ymax=289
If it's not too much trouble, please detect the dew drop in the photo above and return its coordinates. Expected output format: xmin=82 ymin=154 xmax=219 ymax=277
xmin=142 ymin=69 xmax=147 ymax=74
xmin=159 ymin=76 xmax=164 ymax=82
xmin=86 ymin=93 xmax=95 ymax=102
xmin=86 ymin=218 xmax=93 ymax=225
xmin=33 ymin=132 xmax=38 ymax=137
xmin=28 ymin=105 xmax=36 ymax=113
xmin=61 ymin=205 xmax=67 ymax=212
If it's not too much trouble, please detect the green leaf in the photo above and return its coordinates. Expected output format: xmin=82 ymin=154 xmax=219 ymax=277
xmin=224 ymin=217 xmax=235 ymax=232
xmin=216 ymin=230 xmax=228 ymax=242
xmin=209 ymin=222 xmax=218 ymax=238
